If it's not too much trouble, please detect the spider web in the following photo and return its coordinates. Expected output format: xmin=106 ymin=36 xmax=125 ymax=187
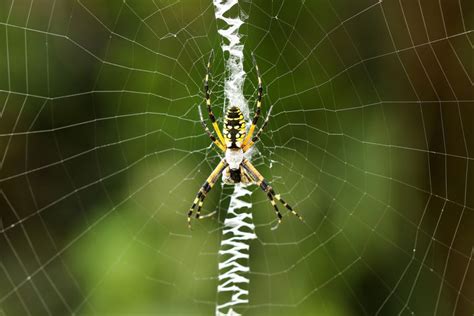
xmin=1 ymin=0 xmax=473 ymax=315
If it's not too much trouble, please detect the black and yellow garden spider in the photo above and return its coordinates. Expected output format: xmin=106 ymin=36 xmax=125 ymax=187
xmin=187 ymin=51 xmax=303 ymax=229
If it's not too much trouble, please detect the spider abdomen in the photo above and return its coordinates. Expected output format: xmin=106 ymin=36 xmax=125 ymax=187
xmin=223 ymin=106 xmax=246 ymax=148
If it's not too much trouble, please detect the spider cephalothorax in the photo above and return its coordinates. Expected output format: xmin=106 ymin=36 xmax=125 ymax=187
xmin=188 ymin=51 xmax=303 ymax=229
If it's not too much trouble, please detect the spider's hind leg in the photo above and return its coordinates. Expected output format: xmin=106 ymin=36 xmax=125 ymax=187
xmin=260 ymin=180 xmax=303 ymax=222
xmin=241 ymin=159 xmax=303 ymax=224
xmin=187 ymin=159 xmax=228 ymax=229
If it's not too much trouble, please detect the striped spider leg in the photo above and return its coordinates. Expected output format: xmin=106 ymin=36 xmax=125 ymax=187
xmin=187 ymin=159 xmax=228 ymax=229
xmin=242 ymin=104 xmax=273 ymax=152
xmin=241 ymin=158 xmax=303 ymax=228
xmin=204 ymin=50 xmax=226 ymax=148
xmin=242 ymin=52 xmax=263 ymax=149
xmin=198 ymin=105 xmax=226 ymax=151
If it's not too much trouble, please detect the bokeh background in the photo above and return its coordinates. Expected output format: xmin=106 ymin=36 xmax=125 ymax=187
xmin=1 ymin=0 xmax=473 ymax=315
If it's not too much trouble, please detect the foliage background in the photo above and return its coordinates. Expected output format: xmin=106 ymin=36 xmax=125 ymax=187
xmin=1 ymin=0 xmax=473 ymax=315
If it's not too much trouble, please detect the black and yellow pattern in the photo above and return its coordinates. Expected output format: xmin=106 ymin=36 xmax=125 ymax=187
xmin=242 ymin=53 xmax=263 ymax=148
xmin=203 ymin=49 xmax=227 ymax=148
xmin=188 ymin=51 xmax=303 ymax=229
xmin=223 ymin=106 xmax=246 ymax=148
xmin=241 ymin=159 xmax=303 ymax=224
xmin=187 ymin=159 xmax=228 ymax=228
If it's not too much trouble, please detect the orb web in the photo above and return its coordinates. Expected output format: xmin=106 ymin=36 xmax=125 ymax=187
xmin=0 ymin=0 xmax=473 ymax=315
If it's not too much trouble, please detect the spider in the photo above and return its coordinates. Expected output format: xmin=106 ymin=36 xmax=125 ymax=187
xmin=187 ymin=51 xmax=303 ymax=229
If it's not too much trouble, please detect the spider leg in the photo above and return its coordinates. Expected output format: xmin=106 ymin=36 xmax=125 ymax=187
xmin=266 ymin=190 xmax=282 ymax=223
xmin=204 ymin=50 xmax=226 ymax=146
xmin=242 ymin=52 xmax=263 ymax=147
xmin=243 ymin=104 xmax=273 ymax=152
xmin=241 ymin=159 xmax=303 ymax=224
xmin=187 ymin=159 xmax=228 ymax=229
xmin=198 ymin=105 xmax=226 ymax=151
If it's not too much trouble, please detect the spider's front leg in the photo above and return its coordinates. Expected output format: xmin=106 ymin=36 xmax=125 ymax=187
xmin=242 ymin=54 xmax=273 ymax=153
xmin=242 ymin=104 xmax=273 ymax=152
xmin=187 ymin=159 xmax=228 ymax=229
xmin=242 ymin=53 xmax=263 ymax=149
xmin=204 ymin=50 xmax=226 ymax=147
xmin=241 ymin=159 xmax=303 ymax=226
xmin=198 ymin=105 xmax=226 ymax=151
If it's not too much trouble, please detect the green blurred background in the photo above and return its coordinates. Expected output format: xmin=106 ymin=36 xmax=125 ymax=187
xmin=0 ymin=0 xmax=473 ymax=315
